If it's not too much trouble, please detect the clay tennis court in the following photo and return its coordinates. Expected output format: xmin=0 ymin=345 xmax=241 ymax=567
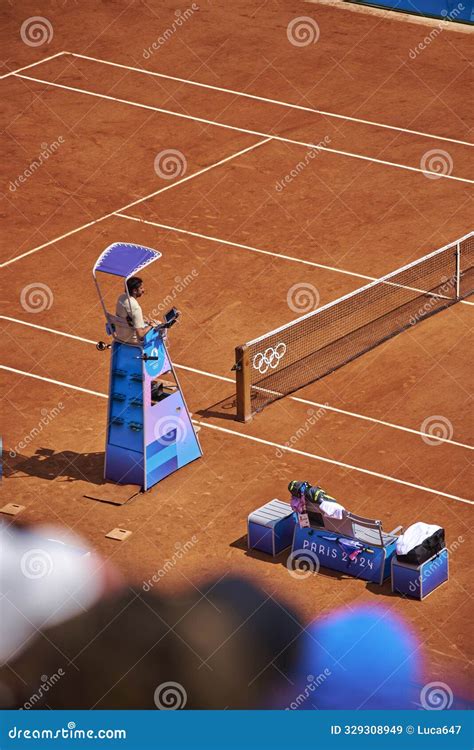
xmin=1 ymin=1 xmax=473 ymax=701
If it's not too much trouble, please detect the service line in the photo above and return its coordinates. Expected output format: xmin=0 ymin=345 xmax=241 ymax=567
xmin=69 ymin=51 xmax=473 ymax=147
xmin=0 ymin=50 xmax=67 ymax=80
xmin=115 ymin=214 xmax=474 ymax=307
xmin=1 ymin=315 xmax=472 ymax=451
xmin=0 ymin=137 xmax=271 ymax=268
xmin=13 ymin=73 xmax=474 ymax=184
xmin=1 ymin=364 xmax=472 ymax=505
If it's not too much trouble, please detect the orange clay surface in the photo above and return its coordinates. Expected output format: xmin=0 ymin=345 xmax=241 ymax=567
xmin=1 ymin=0 xmax=473 ymax=699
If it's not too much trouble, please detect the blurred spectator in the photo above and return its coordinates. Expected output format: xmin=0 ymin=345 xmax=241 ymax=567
xmin=0 ymin=521 xmax=122 ymax=667
xmin=290 ymin=604 xmax=421 ymax=709
xmin=0 ymin=577 xmax=303 ymax=709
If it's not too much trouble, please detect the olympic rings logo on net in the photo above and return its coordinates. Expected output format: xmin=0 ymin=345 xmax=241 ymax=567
xmin=252 ymin=343 xmax=287 ymax=374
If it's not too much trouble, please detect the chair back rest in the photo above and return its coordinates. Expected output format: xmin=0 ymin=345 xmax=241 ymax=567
xmin=322 ymin=511 xmax=385 ymax=546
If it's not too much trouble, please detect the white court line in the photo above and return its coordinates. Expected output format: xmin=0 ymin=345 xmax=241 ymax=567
xmin=0 ymin=137 xmax=271 ymax=268
xmin=115 ymin=214 xmax=474 ymax=307
xmin=1 ymin=363 xmax=471 ymax=505
xmin=0 ymin=365 xmax=106 ymax=398
xmin=116 ymin=213 xmax=374 ymax=282
xmin=13 ymin=73 xmax=474 ymax=185
xmin=0 ymin=51 xmax=67 ymax=80
xmin=193 ymin=420 xmax=473 ymax=506
xmin=69 ymin=51 xmax=473 ymax=148
xmin=2 ymin=315 xmax=472 ymax=451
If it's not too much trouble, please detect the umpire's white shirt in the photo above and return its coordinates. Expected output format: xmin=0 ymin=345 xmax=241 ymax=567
xmin=115 ymin=293 xmax=145 ymax=343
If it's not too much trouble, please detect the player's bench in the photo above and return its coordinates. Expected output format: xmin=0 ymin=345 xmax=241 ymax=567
xmin=292 ymin=511 xmax=401 ymax=585
xmin=248 ymin=500 xmax=401 ymax=585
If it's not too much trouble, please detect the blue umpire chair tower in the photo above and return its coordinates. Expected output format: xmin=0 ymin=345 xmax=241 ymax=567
xmin=93 ymin=242 xmax=202 ymax=491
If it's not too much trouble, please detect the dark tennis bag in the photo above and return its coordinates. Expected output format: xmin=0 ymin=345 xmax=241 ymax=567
xmin=288 ymin=481 xmax=337 ymax=527
xmin=397 ymin=526 xmax=445 ymax=565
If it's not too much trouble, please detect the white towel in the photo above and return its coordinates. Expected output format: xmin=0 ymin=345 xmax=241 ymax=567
xmin=320 ymin=500 xmax=345 ymax=519
xmin=396 ymin=522 xmax=441 ymax=555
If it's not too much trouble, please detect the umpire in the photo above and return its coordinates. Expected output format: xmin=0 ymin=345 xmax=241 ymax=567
xmin=115 ymin=276 xmax=154 ymax=343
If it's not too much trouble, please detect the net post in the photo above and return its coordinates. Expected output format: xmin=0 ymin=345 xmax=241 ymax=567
xmin=455 ymin=242 xmax=461 ymax=299
xmin=235 ymin=344 xmax=252 ymax=422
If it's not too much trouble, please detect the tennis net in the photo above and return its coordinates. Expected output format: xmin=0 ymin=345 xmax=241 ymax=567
xmin=235 ymin=231 xmax=473 ymax=421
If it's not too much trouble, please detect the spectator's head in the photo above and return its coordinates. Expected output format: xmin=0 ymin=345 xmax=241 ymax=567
xmin=0 ymin=522 xmax=122 ymax=668
xmin=0 ymin=578 xmax=303 ymax=709
xmin=126 ymin=276 xmax=144 ymax=298
xmin=292 ymin=604 xmax=421 ymax=709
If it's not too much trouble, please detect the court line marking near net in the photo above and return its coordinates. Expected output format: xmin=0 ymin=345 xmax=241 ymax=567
xmin=68 ymin=51 xmax=473 ymax=148
xmin=0 ymin=51 xmax=67 ymax=80
xmin=115 ymin=214 xmax=474 ymax=307
xmin=0 ymin=137 xmax=271 ymax=268
xmin=1 ymin=363 xmax=471 ymax=505
xmin=13 ymin=73 xmax=474 ymax=185
xmin=1 ymin=315 xmax=472 ymax=451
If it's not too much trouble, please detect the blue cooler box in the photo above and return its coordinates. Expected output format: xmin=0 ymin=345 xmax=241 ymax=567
xmin=391 ymin=548 xmax=448 ymax=600
xmin=248 ymin=500 xmax=296 ymax=556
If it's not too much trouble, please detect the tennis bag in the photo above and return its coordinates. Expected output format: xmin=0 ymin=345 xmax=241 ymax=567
xmin=288 ymin=481 xmax=336 ymax=526
xmin=396 ymin=522 xmax=445 ymax=565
